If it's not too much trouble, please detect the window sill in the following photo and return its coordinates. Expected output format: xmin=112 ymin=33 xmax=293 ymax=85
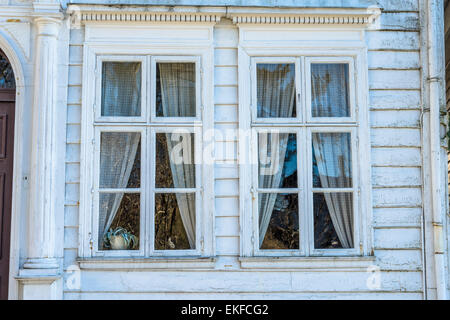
xmin=77 ymin=256 xmax=216 ymax=271
xmin=239 ymin=256 xmax=376 ymax=271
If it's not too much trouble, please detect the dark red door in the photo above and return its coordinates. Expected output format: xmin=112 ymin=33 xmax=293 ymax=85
xmin=0 ymin=51 xmax=15 ymax=300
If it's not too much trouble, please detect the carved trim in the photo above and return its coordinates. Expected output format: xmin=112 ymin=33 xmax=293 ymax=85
xmin=77 ymin=11 xmax=222 ymax=24
xmin=231 ymin=14 xmax=374 ymax=25
xmin=68 ymin=5 xmax=380 ymax=27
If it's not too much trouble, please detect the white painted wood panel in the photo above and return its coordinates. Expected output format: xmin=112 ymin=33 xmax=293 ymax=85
xmin=64 ymin=291 xmax=423 ymax=300
xmin=66 ymin=144 xmax=81 ymax=163
xmin=368 ymin=51 xmax=420 ymax=69
xmin=64 ymin=227 xmax=78 ymax=250
xmin=215 ymin=48 xmax=237 ymax=66
xmin=372 ymin=167 xmax=422 ymax=187
xmin=375 ymin=249 xmax=422 ymax=271
xmin=215 ymin=216 xmax=240 ymax=237
xmin=369 ymin=90 xmax=421 ymax=110
xmin=65 ymin=163 xmax=80 ymax=184
xmin=68 ymin=65 xmax=82 ymax=86
xmin=377 ymin=0 xmax=418 ymax=11
xmin=371 ymin=128 xmax=421 ymax=147
xmin=66 ymin=124 xmax=81 ymax=144
xmin=369 ymin=70 xmax=421 ymax=90
xmin=69 ymin=270 xmax=422 ymax=292
xmin=215 ymin=105 xmax=238 ymax=123
xmin=377 ymin=12 xmax=419 ymax=31
xmin=69 ymin=45 xmax=83 ymax=64
xmin=373 ymin=207 xmax=422 ymax=228
xmin=215 ymin=198 xmax=239 ymax=217
xmin=215 ymin=179 xmax=239 ymax=197
xmin=370 ymin=110 xmax=420 ymax=128
xmin=67 ymin=105 xmax=81 ymax=124
xmin=372 ymin=187 xmax=422 ymax=208
xmin=371 ymin=148 xmax=421 ymax=166
xmin=64 ymin=205 xmax=79 ymax=227
xmin=214 ymin=66 xmax=238 ymax=86
xmin=374 ymin=228 xmax=422 ymax=249
xmin=367 ymin=31 xmax=419 ymax=50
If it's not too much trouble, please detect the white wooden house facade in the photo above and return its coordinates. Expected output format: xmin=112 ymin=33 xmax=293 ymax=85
xmin=0 ymin=0 xmax=449 ymax=300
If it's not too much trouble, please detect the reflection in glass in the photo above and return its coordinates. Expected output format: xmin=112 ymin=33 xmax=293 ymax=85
xmin=155 ymin=193 xmax=196 ymax=250
xmin=258 ymin=132 xmax=297 ymax=189
xmin=0 ymin=53 xmax=15 ymax=89
xmin=257 ymin=63 xmax=296 ymax=118
xmin=311 ymin=63 xmax=349 ymax=117
xmin=259 ymin=193 xmax=299 ymax=250
xmin=314 ymin=193 xmax=353 ymax=249
xmin=156 ymin=63 xmax=196 ymax=117
xmin=312 ymin=132 xmax=352 ymax=188
xmin=101 ymin=62 xmax=141 ymax=117
xmin=99 ymin=193 xmax=140 ymax=250
xmin=155 ymin=133 xmax=195 ymax=188
xmin=100 ymin=132 xmax=141 ymax=189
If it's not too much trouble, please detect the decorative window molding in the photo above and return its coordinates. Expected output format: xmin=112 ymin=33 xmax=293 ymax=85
xmin=67 ymin=5 xmax=380 ymax=27
xmin=237 ymin=26 xmax=373 ymax=262
xmin=79 ymin=27 xmax=215 ymax=262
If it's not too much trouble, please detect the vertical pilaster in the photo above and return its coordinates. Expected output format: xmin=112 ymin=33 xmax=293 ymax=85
xmin=17 ymin=3 xmax=63 ymax=300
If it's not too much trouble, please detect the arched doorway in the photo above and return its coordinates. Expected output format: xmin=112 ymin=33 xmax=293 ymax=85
xmin=0 ymin=49 xmax=15 ymax=300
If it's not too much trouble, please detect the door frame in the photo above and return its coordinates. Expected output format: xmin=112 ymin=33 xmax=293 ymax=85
xmin=0 ymin=32 xmax=27 ymax=300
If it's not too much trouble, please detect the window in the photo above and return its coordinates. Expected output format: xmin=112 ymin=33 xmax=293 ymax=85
xmin=247 ymin=56 xmax=361 ymax=257
xmin=83 ymin=54 xmax=212 ymax=258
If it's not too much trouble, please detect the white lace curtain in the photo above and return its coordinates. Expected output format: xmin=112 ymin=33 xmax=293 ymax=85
xmin=98 ymin=63 xmax=142 ymax=246
xmin=99 ymin=133 xmax=141 ymax=246
xmin=101 ymin=62 xmax=141 ymax=117
xmin=257 ymin=64 xmax=296 ymax=247
xmin=312 ymin=133 xmax=353 ymax=248
xmin=159 ymin=63 xmax=196 ymax=249
xmin=311 ymin=63 xmax=349 ymax=117
xmin=311 ymin=63 xmax=353 ymax=248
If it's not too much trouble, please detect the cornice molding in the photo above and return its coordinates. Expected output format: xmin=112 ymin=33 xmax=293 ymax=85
xmin=231 ymin=13 xmax=374 ymax=25
xmin=67 ymin=5 xmax=380 ymax=27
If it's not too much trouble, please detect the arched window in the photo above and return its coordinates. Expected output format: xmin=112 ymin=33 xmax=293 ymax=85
xmin=0 ymin=50 xmax=15 ymax=89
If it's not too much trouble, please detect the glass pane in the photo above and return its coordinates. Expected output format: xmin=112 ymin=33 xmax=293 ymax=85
xmin=156 ymin=63 xmax=196 ymax=117
xmin=101 ymin=62 xmax=141 ymax=117
xmin=100 ymin=132 xmax=141 ymax=188
xmin=312 ymin=132 xmax=352 ymax=188
xmin=99 ymin=193 xmax=140 ymax=250
xmin=259 ymin=193 xmax=299 ymax=250
xmin=258 ymin=132 xmax=297 ymax=189
xmin=156 ymin=133 xmax=195 ymax=188
xmin=311 ymin=63 xmax=350 ymax=117
xmin=155 ymin=193 xmax=196 ymax=250
xmin=314 ymin=193 xmax=353 ymax=249
xmin=257 ymin=63 xmax=296 ymax=118
xmin=0 ymin=53 xmax=15 ymax=89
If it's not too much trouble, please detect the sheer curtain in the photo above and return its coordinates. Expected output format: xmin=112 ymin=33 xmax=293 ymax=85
xmin=99 ymin=63 xmax=142 ymax=247
xmin=99 ymin=133 xmax=141 ymax=245
xmin=101 ymin=62 xmax=141 ymax=117
xmin=159 ymin=63 xmax=196 ymax=249
xmin=311 ymin=64 xmax=349 ymax=117
xmin=311 ymin=64 xmax=353 ymax=248
xmin=312 ymin=133 xmax=353 ymax=248
xmin=257 ymin=64 xmax=296 ymax=247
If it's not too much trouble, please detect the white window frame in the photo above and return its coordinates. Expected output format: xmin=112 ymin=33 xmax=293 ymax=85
xmin=305 ymin=56 xmax=356 ymax=123
xmin=92 ymin=126 xmax=147 ymax=258
xmin=251 ymin=57 xmax=302 ymax=124
xmin=239 ymin=47 xmax=372 ymax=259
xmin=149 ymin=126 xmax=203 ymax=257
xmin=80 ymin=42 xmax=215 ymax=261
xmin=94 ymin=55 xmax=148 ymax=123
xmin=150 ymin=56 xmax=202 ymax=124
